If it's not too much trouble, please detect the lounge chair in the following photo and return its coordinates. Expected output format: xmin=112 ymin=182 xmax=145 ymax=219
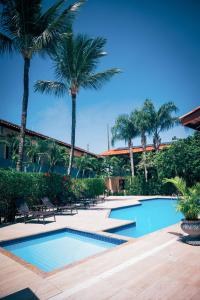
xmin=16 ymin=199 xmax=56 ymax=224
xmin=41 ymin=197 xmax=78 ymax=215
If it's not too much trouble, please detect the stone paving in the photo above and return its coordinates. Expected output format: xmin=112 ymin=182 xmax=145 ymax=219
xmin=0 ymin=196 xmax=199 ymax=299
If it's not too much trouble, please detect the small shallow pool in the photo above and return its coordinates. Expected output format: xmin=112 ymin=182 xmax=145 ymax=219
xmin=0 ymin=229 xmax=125 ymax=273
xmin=107 ymin=198 xmax=183 ymax=238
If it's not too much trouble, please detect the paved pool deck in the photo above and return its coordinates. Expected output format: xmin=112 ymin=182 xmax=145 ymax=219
xmin=0 ymin=196 xmax=199 ymax=299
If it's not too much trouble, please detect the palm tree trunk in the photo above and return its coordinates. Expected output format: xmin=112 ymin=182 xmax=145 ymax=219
xmin=143 ymin=150 xmax=148 ymax=182
xmin=153 ymin=130 xmax=160 ymax=153
xmin=16 ymin=57 xmax=30 ymax=172
xmin=141 ymin=133 xmax=148 ymax=182
xmin=68 ymin=94 xmax=76 ymax=176
xmin=128 ymin=140 xmax=134 ymax=177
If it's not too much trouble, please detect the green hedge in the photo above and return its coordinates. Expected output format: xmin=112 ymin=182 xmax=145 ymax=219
xmin=124 ymin=175 xmax=176 ymax=196
xmin=72 ymin=178 xmax=105 ymax=198
xmin=0 ymin=170 xmax=68 ymax=221
xmin=0 ymin=170 xmax=105 ymax=222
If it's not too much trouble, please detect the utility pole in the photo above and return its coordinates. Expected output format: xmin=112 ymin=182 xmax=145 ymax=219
xmin=107 ymin=124 xmax=110 ymax=151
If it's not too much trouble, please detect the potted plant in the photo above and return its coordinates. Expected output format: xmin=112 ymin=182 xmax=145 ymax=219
xmin=164 ymin=177 xmax=200 ymax=241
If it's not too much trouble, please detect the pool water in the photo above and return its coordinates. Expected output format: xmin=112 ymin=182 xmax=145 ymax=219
xmin=107 ymin=199 xmax=183 ymax=238
xmin=1 ymin=229 xmax=125 ymax=272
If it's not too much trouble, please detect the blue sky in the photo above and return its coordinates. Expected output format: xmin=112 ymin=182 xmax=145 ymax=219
xmin=0 ymin=0 xmax=199 ymax=153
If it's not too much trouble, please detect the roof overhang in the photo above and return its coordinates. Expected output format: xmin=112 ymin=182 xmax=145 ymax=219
xmin=179 ymin=106 xmax=200 ymax=131
xmin=0 ymin=119 xmax=98 ymax=157
xmin=100 ymin=143 xmax=170 ymax=156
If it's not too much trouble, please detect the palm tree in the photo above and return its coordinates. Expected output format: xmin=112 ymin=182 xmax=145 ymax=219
xmin=144 ymin=100 xmax=178 ymax=151
xmin=111 ymin=114 xmax=139 ymax=177
xmin=0 ymin=0 xmax=84 ymax=172
xmin=133 ymin=101 xmax=152 ymax=182
xmin=34 ymin=33 xmax=121 ymax=176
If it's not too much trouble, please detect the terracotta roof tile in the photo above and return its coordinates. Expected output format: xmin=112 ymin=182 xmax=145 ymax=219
xmin=100 ymin=144 xmax=170 ymax=156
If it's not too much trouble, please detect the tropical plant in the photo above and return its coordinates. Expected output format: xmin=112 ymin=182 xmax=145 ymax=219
xmin=111 ymin=113 xmax=139 ymax=177
xmin=137 ymin=152 xmax=155 ymax=172
xmin=44 ymin=139 xmax=66 ymax=172
xmin=163 ymin=177 xmax=200 ymax=220
xmin=34 ymin=32 xmax=121 ymax=176
xmin=100 ymin=156 xmax=128 ymax=177
xmin=144 ymin=100 xmax=178 ymax=151
xmin=154 ymin=132 xmax=200 ymax=186
xmin=74 ymin=155 xmax=96 ymax=178
xmin=26 ymin=138 xmax=49 ymax=172
xmin=0 ymin=134 xmax=19 ymax=167
xmin=0 ymin=0 xmax=84 ymax=171
xmin=133 ymin=101 xmax=152 ymax=182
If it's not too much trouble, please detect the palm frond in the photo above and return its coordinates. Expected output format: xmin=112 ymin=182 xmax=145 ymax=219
xmin=81 ymin=68 xmax=121 ymax=90
xmin=0 ymin=0 xmax=85 ymax=56
xmin=0 ymin=32 xmax=13 ymax=53
xmin=32 ymin=0 xmax=84 ymax=52
xmin=158 ymin=102 xmax=178 ymax=132
xmin=76 ymin=36 xmax=107 ymax=77
xmin=163 ymin=177 xmax=188 ymax=196
xmin=111 ymin=113 xmax=138 ymax=146
xmin=34 ymin=80 xmax=67 ymax=97
xmin=45 ymin=0 xmax=85 ymax=32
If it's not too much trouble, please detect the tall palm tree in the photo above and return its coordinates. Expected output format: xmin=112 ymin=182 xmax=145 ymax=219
xmin=34 ymin=33 xmax=121 ymax=176
xmin=111 ymin=113 xmax=139 ymax=177
xmin=0 ymin=0 xmax=84 ymax=172
xmin=134 ymin=101 xmax=152 ymax=182
xmin=144 ymin=99 xmax=178 ymax=152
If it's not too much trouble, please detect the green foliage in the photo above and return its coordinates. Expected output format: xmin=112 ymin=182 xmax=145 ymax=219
xmin=0 ymin=0 xmax=84 ymax=56
xmin=141 ymin=99 xmax=178 ymax=151
xmin=0 ymin=169 xmax=105 ymax=221
xmin=72 ymin=178 xmax=105 ymax=198
xmin=111 ymin=114 xmax=138 ymax=146
xmin=0 ymin=170 xmax=67 ymax=221
xmin=99 ymin=156 xmax=130 ymax=177
xmin=163 ymin=177 xmax=200 ymax=220
xmin=74 ymin=155 xmax=97 ymax=178
xmin=154 ymin=132 xmax=200 ymax=186
xmin=124 ymin=169 xmax=176 ymax=196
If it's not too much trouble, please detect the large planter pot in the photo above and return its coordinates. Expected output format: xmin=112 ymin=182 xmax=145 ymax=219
xmin=181 ymin=219 xmax=200 ymax=237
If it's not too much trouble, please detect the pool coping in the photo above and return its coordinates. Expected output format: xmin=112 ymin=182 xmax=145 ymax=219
xmin=0 ymin=226 xmax=130 ymax=278
xmin=0 ymin=196 xmax=179 ymax=279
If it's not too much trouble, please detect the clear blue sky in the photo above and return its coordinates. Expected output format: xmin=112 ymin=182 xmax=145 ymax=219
xmin=0 ymin=0 xmax=199 ymax=153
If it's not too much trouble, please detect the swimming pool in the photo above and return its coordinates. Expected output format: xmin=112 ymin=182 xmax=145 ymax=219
xmin=0 ymin=228 xmax=125 ymax=273
xmin=107 ymin=198 xmax=183 ymax=238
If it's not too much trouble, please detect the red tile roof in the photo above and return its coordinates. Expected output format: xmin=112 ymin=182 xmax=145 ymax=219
xmin=0 ymin=119 xmax=97 ymax=157
xmin=100 ymin=143 xmax=170 ymax=156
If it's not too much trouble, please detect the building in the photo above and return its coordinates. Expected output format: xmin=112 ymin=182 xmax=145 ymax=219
xmin=0 ymin=119 xmax=97 ymax=174
xmin=99 ymin=143 xmax=170 ymax=157
xmin=179 ymin=106 xmax=200 ymax=131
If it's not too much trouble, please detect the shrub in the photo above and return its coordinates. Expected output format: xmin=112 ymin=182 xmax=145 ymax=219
xmin=0 ymin=170 xmax=105 ymax=222
xmin=72 ymin=178 xmax=105 ymax=198
xmin=125 ymin=175 xmax=176 ymax=196
xmin=0 ymin=170 xmax=67 ymax=221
